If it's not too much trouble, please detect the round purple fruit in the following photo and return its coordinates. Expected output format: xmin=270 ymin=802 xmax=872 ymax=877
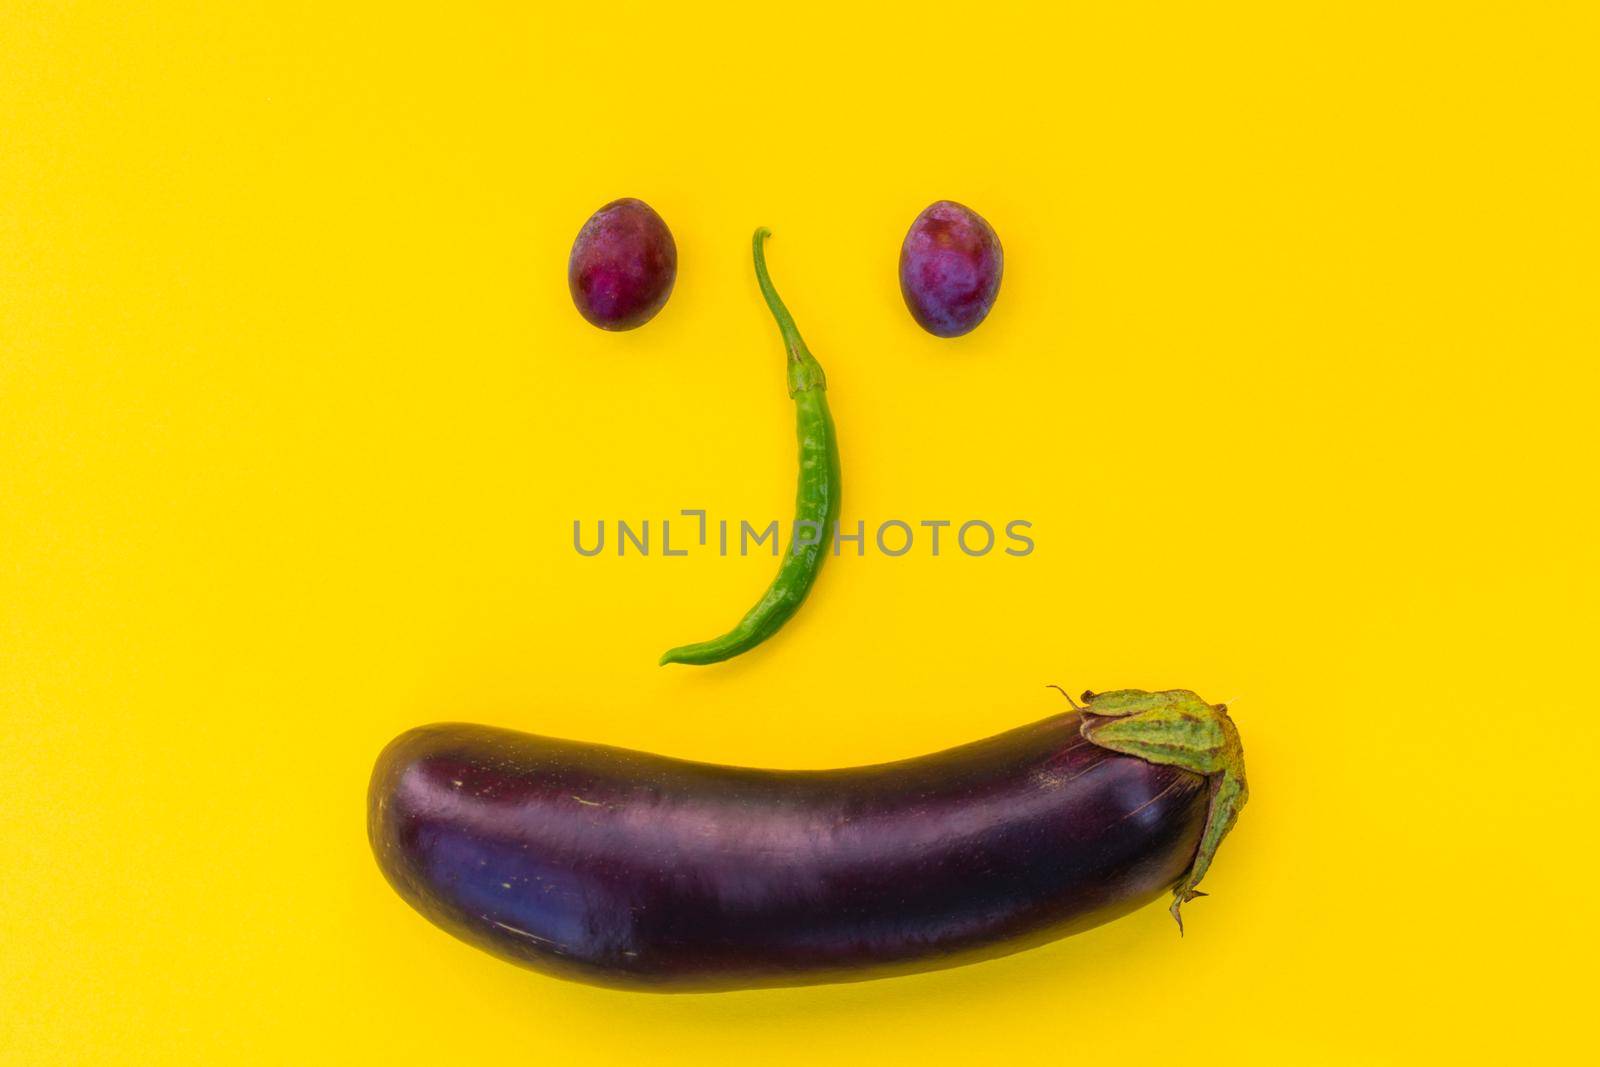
xmin=568 ymin=198 xmax=677 ymax=331
xmin=898 ymin=200 xmax=1003 ymax=338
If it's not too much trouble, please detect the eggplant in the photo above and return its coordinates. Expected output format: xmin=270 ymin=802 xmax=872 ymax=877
xmin=368 ymin=689 xmax=1247 ymax=991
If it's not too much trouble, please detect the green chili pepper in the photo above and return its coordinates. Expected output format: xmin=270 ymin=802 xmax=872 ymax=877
xmin=659 ymin=228 xmax=842 ymax=667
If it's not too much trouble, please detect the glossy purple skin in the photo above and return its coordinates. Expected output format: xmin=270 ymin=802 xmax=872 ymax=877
xmin=568 ymin=198 xmax=676 ymax=330
xmin=899 ymin=200 xmax=1004 ymax=337
xmin=368 ymin=711 xmax=1207 ymax=991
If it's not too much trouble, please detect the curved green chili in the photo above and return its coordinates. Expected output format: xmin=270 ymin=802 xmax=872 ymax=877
xmin=659 ymin=228 xmax=842 ymax=666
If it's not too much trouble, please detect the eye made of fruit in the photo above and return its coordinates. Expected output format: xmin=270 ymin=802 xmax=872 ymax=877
xmin=568 ymin=198 xmax=677 ymax=331
xmin=899 ymin=200 xmax=1003 ymax=338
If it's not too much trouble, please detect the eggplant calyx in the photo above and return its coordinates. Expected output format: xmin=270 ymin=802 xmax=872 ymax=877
xmin=1075 ymin=688 xmax=1249 ymax=934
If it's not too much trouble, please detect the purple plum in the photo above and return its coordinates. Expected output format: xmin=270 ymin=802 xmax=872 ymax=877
xmin=568 ymin=198 xmax=677 ymax=330
xmin=899 ymin=200 xmax=1003 ymax=337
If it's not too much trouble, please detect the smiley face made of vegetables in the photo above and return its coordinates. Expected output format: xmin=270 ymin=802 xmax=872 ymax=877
xmin=366 ymin=214 xmax=1248 ymax=992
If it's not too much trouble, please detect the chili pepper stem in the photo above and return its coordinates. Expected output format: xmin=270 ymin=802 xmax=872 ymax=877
xmin=753 ymin=228 xmax=826 ymax=397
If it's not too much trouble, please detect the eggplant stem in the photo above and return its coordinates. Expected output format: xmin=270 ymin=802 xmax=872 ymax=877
xmin=1075 ymin=689 xmax=1249 ymax=932
xmin=1046 ymin=684 xmax=1083 ymax=710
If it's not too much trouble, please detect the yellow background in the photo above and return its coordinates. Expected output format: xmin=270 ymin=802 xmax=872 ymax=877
xmin=4 ymin=3 xmax=1596 ymax=1063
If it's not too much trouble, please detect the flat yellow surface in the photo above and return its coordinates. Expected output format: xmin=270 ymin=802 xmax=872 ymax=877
xmin=3 ymin=3 xmax=1596 ymax=1063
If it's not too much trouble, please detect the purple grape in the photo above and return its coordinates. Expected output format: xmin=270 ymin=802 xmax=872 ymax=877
xmin=568 ymin=198 xmax=677 ymax=330
xmin=898 ymin=200 xmax=1003 ymax=337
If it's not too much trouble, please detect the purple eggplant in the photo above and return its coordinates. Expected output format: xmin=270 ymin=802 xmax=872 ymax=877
xmin=368 ymin=689 xmax=1247 ymax=991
